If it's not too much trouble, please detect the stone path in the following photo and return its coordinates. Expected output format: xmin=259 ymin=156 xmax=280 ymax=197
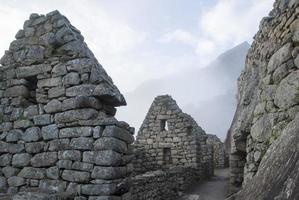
xmin=181 ymin=168 xmax=229 ymax=200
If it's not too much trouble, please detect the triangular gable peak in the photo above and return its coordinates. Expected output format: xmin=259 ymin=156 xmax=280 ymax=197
xmin=0 ymin=10 xmax=125 ymax=108
xmin=138 ymin=95 xmax=206 ymax=137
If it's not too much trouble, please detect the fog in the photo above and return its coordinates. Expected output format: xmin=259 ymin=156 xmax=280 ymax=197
xmin=117 ymin=42 xmax=250 ymax=141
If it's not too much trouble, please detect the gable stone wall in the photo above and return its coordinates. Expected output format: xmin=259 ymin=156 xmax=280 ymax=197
xmin=0 ymin=11 xmax=134 ymax=200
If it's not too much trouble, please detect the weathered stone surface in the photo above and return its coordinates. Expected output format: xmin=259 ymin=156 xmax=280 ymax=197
xmin=63 ymin=72 xmax=80 ymax=85
xmin=16 ymin=64 xmax=51 ymax=78
xmin=14 ymin=119 xmax=33 ymax=129
xmin=65 ymin=84 xmax=95 ymax=97
xmin=61 ymin=170 xmax=90 ymax=183
xmin=12 ymin=192 xmax=60 ymax=200
xmin=25 ymin=141 xmax=45 ymax=153
xmin=54 ymin=109 xmax=98 ymax=123
xmin=33 ymin=114 xmax=51 ymax=125
xmin=83 ymin=150 xmax=122 ymax=166
xmin=59 ymin=127 xmax=92 ymax=138
xmin=48 ymin=138 xmax=70 ymax=151
xmin=70 ymin=137 xmax=93 ymax=150
xmin=22 ymin=127 xmax=41 ymax=142
xmin=31 ymin=152 xmax=58 ymax=167
xmin=41 ymin=124 xmax=59 ymax=140
xmin=227 ymin=1 xmax=299 ymax=198
xmin=48 ymin=86 xmax=65 ymax=98
xmin=39 ymin=179 xmax=66 ymax=193
xmin=6 ymin=129 xmax=22 ymax=142
xmin=81 ymin=184 xmax=117 ymax=196
xmin=267 ymin=43 xmax=292 ymax=73
xmin=58 ymin=150 xmax=81 ymax=161
xmin=103 ymin=126 xmax=134 ymax=144
xmin=12 ymin=153 xmax=32 ymax=167
xmin=62 ymin=96 xmax=102 ymax=111
xmin=234 ymin=114 xmax=299 ymax=200
xmin=72 ymin=162 xmax=93 ymax=172
xmin=37 ymin=77 xmax=61 ymax=88
xmin=18 ymin=167 xmax=45 ymax=179
xmin=91 ymin=166 xmax=127 ymax=180
xmin=2 ymin=166 xmax=20 ymax=178
xmin=274 ymin=71 xmax=299 ymax=109
xmin=7 ymin=176 xmax=25 ymax=187
xmin=8 ymin=143 xmax=25 ymax=154
xmin=94 ymin=137 xmax=127 ymax=153
xmin=0 ymin=176 xmax=7 ymax=192
xmin=4 ymin=85 xmax=29 ymax=98
xmin=44 ymin=99 xmax=62 ymax=113
xmin=57 ymin=160 xmax=73 ymax=169
xmin=0 ymin=154 xmax=12 ymax=166
xmin=46 ymin=166 xmax=59 ymax=180
xmin=0 ymin=10 xmax=133 ymax=198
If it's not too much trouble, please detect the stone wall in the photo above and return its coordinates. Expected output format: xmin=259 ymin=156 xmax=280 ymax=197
xmin=228 ymin=0 xmax=299 ymax=198
xmin=131 ymin=167 xmax=198 ymax=200
xmin=0 ymin=11 xmax=134 ymax=200
xmin=134 ymin=95 xmax=213 ymax=176
xmin=207 ymin=134 xmax=228 ymax=168
xmin=132 ymin=95 xmax=213 ymax=199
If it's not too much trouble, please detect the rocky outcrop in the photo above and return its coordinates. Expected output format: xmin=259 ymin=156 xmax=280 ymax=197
xmin=0 ymin=11 xmax=134 ymax=199
xmin=228 ymin=0 xmax=299 ymax=199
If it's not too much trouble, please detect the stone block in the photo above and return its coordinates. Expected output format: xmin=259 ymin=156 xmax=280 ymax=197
xmin=33 ymin=114 xmax=51 ymax=125
xmin=61 ymin=170 xmax=90 ymax=183
xmin=91 ymin=166 xmax=127 ymax=180
xmin=12 ymin=153 xmax=31 ymax=167
xmin=31 ymin=152 xmax=58 ymax=167
xmin=58 ymin=150 xmax=81 ymax=161
xmin=41 ymin=124 xmax=59 ymax=140
xmin=25 ymin=141 xmax=45 ymax=153
xmin=59 ymin=127 xmax=92 ymax=138
xmin=94 ymin=137 xmax=127 ymax=153
xmin=22 ymin=127 xmax=41 ymax=142
xmin=18 ymin=167 xmax=45 ymax=179
xmin=70 ymin=137 xmax=93 ymax=150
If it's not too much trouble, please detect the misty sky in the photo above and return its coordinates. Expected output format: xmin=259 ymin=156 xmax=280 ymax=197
xmin=0 ymin=0 xmax=274 ymax=140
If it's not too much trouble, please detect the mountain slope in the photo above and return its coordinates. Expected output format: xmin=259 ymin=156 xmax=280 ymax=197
xmin=117 ymin=42 xmax=250 ymax=139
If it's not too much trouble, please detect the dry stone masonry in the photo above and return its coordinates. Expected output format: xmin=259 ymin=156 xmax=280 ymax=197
xmin=132 ymin=95 xmax=214 ymax=200
xmin=227 ymin=0 xmax=299 ymax=199
xmin=0 ymin=11 xmax=135 ymax=200
xmin=206 ymin=134 xmax=229 ymax=169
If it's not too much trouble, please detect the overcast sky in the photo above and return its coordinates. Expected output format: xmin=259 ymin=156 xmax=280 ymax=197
xmin=0 ymin=0 xmax=273 ymax=91
xmin=0 ymin=0 xmax=274 ymax=139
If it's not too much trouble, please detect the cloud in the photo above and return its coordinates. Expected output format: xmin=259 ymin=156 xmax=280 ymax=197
xmin=0 ymin=0 xmax=147 ymax=92
xmin=158 ymin=0 xmax=273 ymax=66
xmin=159 ymin=29 xmax=198 ymax=46
xmin=196 ymin=0 xmax=273 ymax=64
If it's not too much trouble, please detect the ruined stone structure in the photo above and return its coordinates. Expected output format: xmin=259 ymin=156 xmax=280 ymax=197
xmin=206 ymin=134 xmax=228 ymax=169
xmin=132 ymin=95 xmax=213 ymax=199
xmin=227 ymin=0 xmax=299 ymax=199
xmin=0 ymin=11 xmax=135 ymax=199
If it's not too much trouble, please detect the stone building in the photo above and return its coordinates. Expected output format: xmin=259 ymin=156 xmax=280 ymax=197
xmin=206 ymin=134 xmax=229 ymax=168
xmin=132 ymin=95 xmax=213 ymax=199
xmin=227 ymin=0 xmax=299 ymax=199
xmin=0 ymin=11 xmax=134 ymax=199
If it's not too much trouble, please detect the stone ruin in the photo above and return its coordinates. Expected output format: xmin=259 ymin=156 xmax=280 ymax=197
xmin=206 ymin=134 xmax=229 ymax=169
xmin=132 ymin=95 xmax=214 ymax=200
xmin=227 ymin=0 xmax=299 ymax=199
xmin=0 ymin=11 xmax=135 ymax=199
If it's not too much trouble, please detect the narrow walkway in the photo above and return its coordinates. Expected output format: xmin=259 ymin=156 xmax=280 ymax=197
xmin=182 ymin=168 xmax=229 ymax=200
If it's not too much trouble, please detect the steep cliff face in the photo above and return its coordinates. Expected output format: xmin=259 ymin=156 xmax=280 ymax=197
xmin=228 ymin=0 xmax=299 ymax=199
